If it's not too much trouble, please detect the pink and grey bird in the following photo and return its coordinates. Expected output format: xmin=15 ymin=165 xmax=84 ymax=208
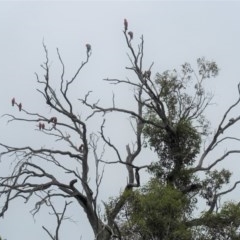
xmin=18 ymin=103 xmax=22 ymax=111
xmin=11 ymin=97 xmax=15 ymax=106
xmin=52 ymin=117 xmax=57 ymax=127
xmin=124 ymin=19 xmax=128 ymax=31
xmin=38 ymin=122 xmax=45 ymax=130
xmin=48 ymin=117 xmax=57 ymax=127
xmin=86 ymin=44 xmax=91 ymax=53
xmin=128 ymin=31 xmax=133 ymax=40
xmin=52 ymin=117 xmax=57 ymax=124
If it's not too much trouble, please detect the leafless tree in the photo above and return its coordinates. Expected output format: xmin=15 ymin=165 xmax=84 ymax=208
xmin=0 ymin=21 xmax=148 ymax=240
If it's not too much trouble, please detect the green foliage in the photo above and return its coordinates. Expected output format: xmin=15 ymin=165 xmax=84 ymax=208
xmin=197 ymin=57 xmax=218 ymax=79
xmin=200 ymin=169 xmax=232 ymax=206
xmin=145 ymin=118 xmax=201 ymax=179
xmin=143 ymin=61 xmax=211 ymax=187
xmin=193 ymin=201 xmax=240 ymax=239
xmin=108 ymin=59 xmax=240 ymax=239
xmin=119 ymin=179 xmax=192 ymax=240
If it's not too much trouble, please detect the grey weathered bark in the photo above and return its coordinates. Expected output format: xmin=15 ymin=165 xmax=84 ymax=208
xmin=0 ymin=21 xmax=149 ymax=239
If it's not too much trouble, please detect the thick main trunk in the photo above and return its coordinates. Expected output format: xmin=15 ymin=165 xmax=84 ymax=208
xmin=93 ymin=221 xmax=112 ymax=240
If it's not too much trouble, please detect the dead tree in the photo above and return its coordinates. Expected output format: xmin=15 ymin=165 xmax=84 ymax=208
xmin=0 ymin=20 xmax=149 ymax=240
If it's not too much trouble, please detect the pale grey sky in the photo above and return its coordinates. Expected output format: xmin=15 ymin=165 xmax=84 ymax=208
xmin=0 ymin=1 xmax=240 ymax=239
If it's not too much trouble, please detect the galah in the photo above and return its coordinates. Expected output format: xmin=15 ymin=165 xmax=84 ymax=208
xmin=128 ymin=31 xmax=133 ymax=40
xmin=86 ymin=44 xmax=91 ymax=53
xmin=53 ymin=117 xmax=57 ymax=124
xmin=11 ymin=97 xmax=15 ymax=106
xmin=124 ymin=19 xmax=128 ymax=31
xmin=48 ymin=117 xmax=56 ymax=123
xmin=18 ymin=103 xmax=22 ymax=111
xmin=48 ymin=117 xmax=57 ymax=127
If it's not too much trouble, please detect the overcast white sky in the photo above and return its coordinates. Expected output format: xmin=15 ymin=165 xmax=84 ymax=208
xmin=1 ymin=1 xmax=240 ymax=240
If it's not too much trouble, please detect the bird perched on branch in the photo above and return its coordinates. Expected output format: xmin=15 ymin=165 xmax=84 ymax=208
xmin=124 ymin=18 xmax=128 ymax=31
xmin=39 ymin=122 xmax=42 ymax=130
xmin=18 ymin=103 xmax=22 ymax=111
xmin=86 ymin=44 xmax=91 ymax=54
xmin=48 ymin=117 xmax=57 ymax=124
xmin=38 ymin=122 xmax=45 ymax=130
xmin=128 ymin=31 xmax=133 ymax=40
xmin=11 ymin=97 xmax=15 ymax=106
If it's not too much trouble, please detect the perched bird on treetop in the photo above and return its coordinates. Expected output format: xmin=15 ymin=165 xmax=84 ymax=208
xmin=11 ymin=97 xmax=15 ymax=106
xmin=124 ymin=19 xmax=128 ymax=31
xmin=128 ymin=31 xmax=133 ymax=40
xmin=86 ymin=44 xmax=91 ymax=53
xmin=18 ymin=103 xmax=22 ymax=111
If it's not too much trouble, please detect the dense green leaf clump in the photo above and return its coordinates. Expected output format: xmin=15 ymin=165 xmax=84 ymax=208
xmin=119 ymin=180 xmax=192 ymax=240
